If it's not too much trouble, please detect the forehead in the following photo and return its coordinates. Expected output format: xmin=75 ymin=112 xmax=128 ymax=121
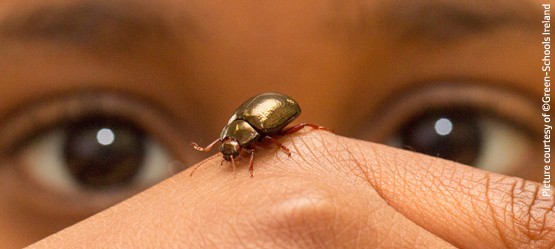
xmin=0 ymin=0 xmax=536 ymax=45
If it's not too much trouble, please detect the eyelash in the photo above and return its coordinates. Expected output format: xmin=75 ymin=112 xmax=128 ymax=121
xmin=0 ymin=90 xmax=188 ymax=159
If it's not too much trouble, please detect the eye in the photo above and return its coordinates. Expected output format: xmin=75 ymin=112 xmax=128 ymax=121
xmin=0 ymin=92 xmax=190 ymax=215
xmin=20 ymin=116 xmax=171 ymax=193
xmin=389 ymin=108 xmax=533 ymax=173
xmin=362 ymin=84 xmax=541 ymax=178
xmin=63 ymin=118 xmax=148 ymax=189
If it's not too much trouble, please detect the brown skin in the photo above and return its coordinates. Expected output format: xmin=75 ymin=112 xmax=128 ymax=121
xmin=0 ymin=0 xmax=551 ymax=248
xmin=29 ymin=132 xmax=555 ymax=248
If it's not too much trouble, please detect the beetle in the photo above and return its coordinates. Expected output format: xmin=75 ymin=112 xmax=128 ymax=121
xmin=190 ymin=92 xmax=331 ymax=177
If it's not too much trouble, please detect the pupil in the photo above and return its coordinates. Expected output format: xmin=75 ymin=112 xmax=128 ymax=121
xmin=399 ymin=109 xmax=482 ymax=166
xmin=63 ymin=117 xmax=145 ymax=189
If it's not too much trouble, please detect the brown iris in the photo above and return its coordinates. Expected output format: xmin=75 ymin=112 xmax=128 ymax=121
xmin=399 ymin=108 xmax=482 ymax=166
xmin=63 ymin=116 xmax=146 ymax=189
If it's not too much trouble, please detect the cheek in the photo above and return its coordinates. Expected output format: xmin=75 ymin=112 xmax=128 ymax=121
xmin=0 ymin=201 xmax=80 ymax=248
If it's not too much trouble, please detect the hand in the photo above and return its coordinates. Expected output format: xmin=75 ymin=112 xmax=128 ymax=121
xmin=29 ymin=131 xmax=555 ymax=248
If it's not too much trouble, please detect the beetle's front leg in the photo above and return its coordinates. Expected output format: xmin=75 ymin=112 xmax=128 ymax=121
xmin=243 ymin=148 xmax=256 ymax=177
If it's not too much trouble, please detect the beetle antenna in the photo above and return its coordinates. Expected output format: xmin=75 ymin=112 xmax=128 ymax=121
xmin=191 ymin=138 xmax=221 ymax=152
xmin=189 ymin=163 xmax=203 ymax=177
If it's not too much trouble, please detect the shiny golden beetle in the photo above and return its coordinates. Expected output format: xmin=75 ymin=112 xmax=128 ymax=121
xmin=191 ymin=92 xmax=331 ymax=177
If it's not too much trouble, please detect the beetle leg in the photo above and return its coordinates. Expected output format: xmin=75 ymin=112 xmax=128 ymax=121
xmin=262 ymin=136 xmax=291 ymax=157
xmin=230 ymin=156 xmax=237 ymax=176
xmin=280 ymin=123 xmax=334 ymax=135
xmin=190 ymin=138 xmax=221 ymax=152
xmin=249 ymin=150 xmax=255 ymax=177
xmin=243 ymin=148 xmax=256 ymax=177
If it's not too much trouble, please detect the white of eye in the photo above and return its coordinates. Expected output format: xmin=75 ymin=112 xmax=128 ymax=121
xmin=473 ymin=118 xmax=530 ymax=174
xmin=18 ymin=129 xmax=173 ymax=195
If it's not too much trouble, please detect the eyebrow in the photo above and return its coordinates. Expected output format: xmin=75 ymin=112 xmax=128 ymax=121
xmin=0 ymin=2 xmax=178 ymax=52
xmin=0 ymin=1 xmax=538 ymax=49
xmin=376 ymin=1 xmax=538 ymax=42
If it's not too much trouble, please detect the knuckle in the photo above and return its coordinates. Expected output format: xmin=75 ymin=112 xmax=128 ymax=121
xmin=486 ymin=175 xmax=555 ymax=247
xmin=257 ymin=180 xmax=369 ymax=248
xmin=264 ymin=187 xmax=341 ymax=247
xmin=511 ymin=180 xmax=555 ymax=247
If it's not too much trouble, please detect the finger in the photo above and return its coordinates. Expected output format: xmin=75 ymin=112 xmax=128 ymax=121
xmin=29 ymin=134 xmax=456 ymax=248
xmin=286 ymin=131 xmax=555 ymax=248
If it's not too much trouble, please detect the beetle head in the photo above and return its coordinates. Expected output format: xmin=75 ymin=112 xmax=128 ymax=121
xmin=219 ymin=138 xmax=241 ymax=161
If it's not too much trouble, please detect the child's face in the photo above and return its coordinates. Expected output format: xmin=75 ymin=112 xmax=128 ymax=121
xmin=0 ymin=0 xmax=543 ymax=247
